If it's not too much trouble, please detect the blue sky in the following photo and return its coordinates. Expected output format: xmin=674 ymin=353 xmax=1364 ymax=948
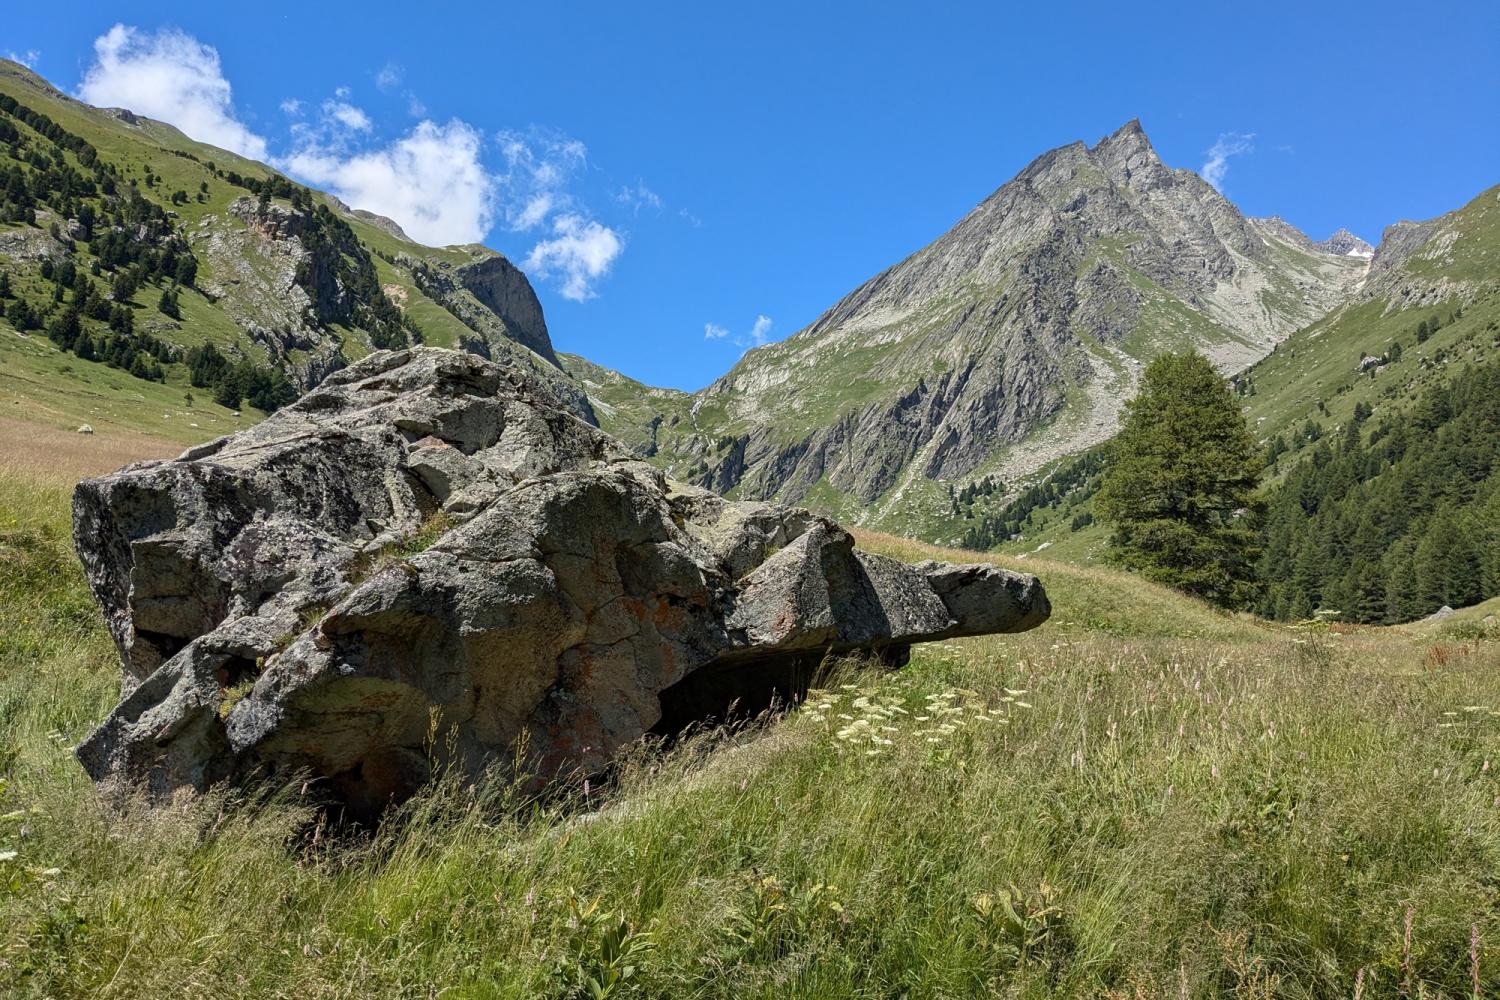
xmin=6 ymin=1 xmax=1497 ymax=390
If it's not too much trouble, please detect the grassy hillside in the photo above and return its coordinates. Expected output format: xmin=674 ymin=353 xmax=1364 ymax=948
xmin=0 ymin=59 xmax=564 ymax=445
xmin=559 ymin=352 xmax=695 ymax=456
xmin=2 ymin=450 xmax=1497 ymax=997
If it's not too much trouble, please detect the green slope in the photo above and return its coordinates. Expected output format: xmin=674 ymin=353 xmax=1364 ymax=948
xmin=0 ymin=59 xmax=565 ymax=442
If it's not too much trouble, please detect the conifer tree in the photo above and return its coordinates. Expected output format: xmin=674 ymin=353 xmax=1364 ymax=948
xmin=1095 ymin=351 xmax=1263 ymax=608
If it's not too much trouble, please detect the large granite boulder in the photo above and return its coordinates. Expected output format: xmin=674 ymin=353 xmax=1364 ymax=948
xmin=73 ymin=349 xmax=1048 ymax=817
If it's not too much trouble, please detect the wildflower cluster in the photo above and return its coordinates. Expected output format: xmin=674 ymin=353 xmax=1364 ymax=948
xmin=800 ymin=684 xmax=907 ymax=757
xmin=800 ymin=682 xmax=1033 ymax=758
xmin=1437 ymin=703 xmax=1500 ymax=728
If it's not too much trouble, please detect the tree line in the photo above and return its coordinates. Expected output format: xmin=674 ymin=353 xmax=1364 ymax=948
xmin=962 ymin=347 xmax=1498 ymax=623
xmin=1258 ymin=357 xmax=1500 ymax=622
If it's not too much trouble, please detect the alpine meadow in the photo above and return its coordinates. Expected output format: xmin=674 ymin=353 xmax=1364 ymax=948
xmin=1 ymin=5 xmax=1499 ymax=998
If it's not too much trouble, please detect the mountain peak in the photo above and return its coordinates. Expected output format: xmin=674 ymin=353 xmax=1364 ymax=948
xmin=1316 ymin=228 xmax=1375 ymax=258
xmin=1092 ymin=118 xmax=1150 ymax=152
xmin=1090 ymin=118 xmax=1167 ymax=189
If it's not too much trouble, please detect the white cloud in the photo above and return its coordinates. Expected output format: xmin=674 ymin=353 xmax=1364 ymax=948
xmin=524 ymin=214 xmax=624 ymax=301
xmin=6 ymin=49 xmax=41 ymax=69
xmin=375 ymin=62 xmax=403 ymax=92
xmin=706 ymin=315 xmax=774 ymax=347
xmin=747 ymin=315 xmax=773 ymax=346
xmin=1200 ymin=132 xmax=1255 ymax=192
xmin=78 ymin=25 xmax=269 ymax=161
xmin=76 ymin=25 xmax=627 ymax=294
xmin=514 ymin=193 xmax=555 ymax=231
xmin=323 ymin=99 xmax=372 ymax=131
xmin=284 ymin=119 xmax=497 ymax=247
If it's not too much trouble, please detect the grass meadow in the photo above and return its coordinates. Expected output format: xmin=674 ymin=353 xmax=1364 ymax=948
xmin=1 ymin=456 xmax=1498 ymax=998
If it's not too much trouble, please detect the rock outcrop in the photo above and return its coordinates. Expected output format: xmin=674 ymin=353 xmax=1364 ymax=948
xmin=401 ymin=251 xmax=558 ymax=366
xmin=73 ymin=348 xmax=1048 ymax=817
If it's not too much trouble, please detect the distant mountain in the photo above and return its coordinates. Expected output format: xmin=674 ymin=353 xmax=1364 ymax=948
xmin=1250 ymin=217 xmax=1373 ymax=259
xmin=0 ymin=58 xmax=591 ymax=422
xmin=966 ymin=184 xmax=1500 ymax=569
xmin=1316 ymin=228 xmax=1375 ymax=258
xmin=573 ymin=120 xmax=1369 ymax=537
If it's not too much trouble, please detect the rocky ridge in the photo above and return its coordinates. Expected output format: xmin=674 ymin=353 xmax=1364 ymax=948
xmin=576 ymin=121 xmax=1370 ymax=537
xmin=72 ymin=348 xmax=1049 ymax=817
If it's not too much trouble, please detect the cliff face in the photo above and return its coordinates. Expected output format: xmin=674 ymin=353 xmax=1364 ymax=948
xmin=454 ymin=255 xmax=557 ymax=365
xmin=585 ymin=121 xmax=1369 ymax=533
xmin=188 ymin=197 xmax=357 ymax=387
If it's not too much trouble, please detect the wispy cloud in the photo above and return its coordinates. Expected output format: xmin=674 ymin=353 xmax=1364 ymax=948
xmin=1200 ymin=131 xmax=1255 ymax=192
xmin=77 ymin=25 xmax=268 ymax=161
xmin=524 ymin=214 xmax=625 ymax=301
xmin=496 ymin=129 xmax=589 ymax=231
xmin=614 ymin=180 xmax=663 ymax=216
xmin=705 ymin=315 xmax=774 ymax=348
xmin=747 ymin=315 xmax=773 ymax=346
xmin=322 ymin=99 xmax=372 ymax=131
xmin=5 ymin=49 xmax=41 ymax=69
xmin=279 ymin=98 xmax=303 ymax=116
xmin=374 ymin=62 xmax=403 ymax=92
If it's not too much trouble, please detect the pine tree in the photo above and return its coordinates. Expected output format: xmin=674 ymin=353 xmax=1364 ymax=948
xmin=1095 ymin=351 xmax=1263 ymax=608
xmin=46 ymin=304 xmax=81 ymax=351
xmin=6 ymin=297 xmax=36 ymax=331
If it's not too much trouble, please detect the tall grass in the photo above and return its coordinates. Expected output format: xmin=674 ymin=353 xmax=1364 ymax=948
xmin=2 ymin=472 xmax=1497 ymax=997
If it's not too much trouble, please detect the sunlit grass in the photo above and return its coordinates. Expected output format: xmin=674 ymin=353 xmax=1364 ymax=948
xmin=1 ymin=470 xmax=1497 ymax=997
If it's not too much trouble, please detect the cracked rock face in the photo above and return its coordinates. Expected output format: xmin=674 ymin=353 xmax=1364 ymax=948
xmin=73 ymin=348 xmax=1048 ymax=817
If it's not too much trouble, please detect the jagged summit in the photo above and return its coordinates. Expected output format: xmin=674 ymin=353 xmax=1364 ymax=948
xmin=570 ymin=120 xmax=1373 ymax=538
xmin=1249 ymin=217 xmax=1375 ymax=259
xmin=1316 ymin=228 xmax=1375 ymax=258
xmin=1090 ymin=118 xmax=1170 ymax=187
